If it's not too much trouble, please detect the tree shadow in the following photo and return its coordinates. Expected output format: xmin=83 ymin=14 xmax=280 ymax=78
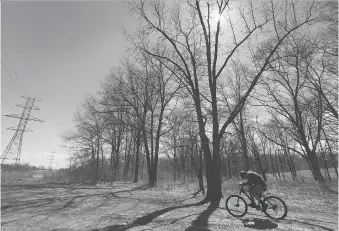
xmin=240 ymin=209 xmax=336 ymax=231
xmin=1 ymin=184 xmax=146 ymax=216
xmin=91 ymin=202 xmax=201 ymax=231
xmin=2 ymin=183 xmax=73 ymax=190
xmin=284 ymin=218 xmax=335 ymax=231
xmin=189 ymin=190 xmax=205 ymax=199
xmin=2 ymin=182 xmax=149 ymax=191
xmin=296 ymin=217 xmax=337 ymax=225
xmin=235 ymin=209 xmax=335 ymax=231
xmin=170 ymin=212 xmax=201 ymax=224
xmin=184 ymin=205 xmax=217 ymax=231
xmin=241 ymin=218 xmax=278 ymax=230
xmin=2 ymin=184 xmax=151 ymax=227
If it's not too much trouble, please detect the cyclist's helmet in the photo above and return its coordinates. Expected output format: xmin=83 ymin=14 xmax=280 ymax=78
xmin=240 ymin=171 xmax=247 ymax=179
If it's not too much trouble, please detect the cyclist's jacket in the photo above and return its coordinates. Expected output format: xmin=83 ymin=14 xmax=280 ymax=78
xmin=245 ymin=171 xmax=267 ymax=189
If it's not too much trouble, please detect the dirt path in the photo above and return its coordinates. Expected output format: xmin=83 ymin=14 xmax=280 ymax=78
xmin=1 ymin=182 xmax=337 ymax=231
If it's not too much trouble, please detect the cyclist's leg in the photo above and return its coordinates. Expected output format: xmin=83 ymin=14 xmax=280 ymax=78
xmin=250 ymin=185 xmax=263 ymax=210
xmin=256 ymin=185 xmax=264 ymax=200
xmin=248 ymin=185 xmax=257 ymax=207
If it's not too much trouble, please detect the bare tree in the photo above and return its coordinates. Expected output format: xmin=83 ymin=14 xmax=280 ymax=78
xmin=127 ymin=0 xmax=318 ymax=206
xmin=100 ymin=66 xmax=147 ymax=183
xmin=62 ymin=94 xmax=107 ymax=183
xmin=247 ymin=129 xmax=269 ymax=181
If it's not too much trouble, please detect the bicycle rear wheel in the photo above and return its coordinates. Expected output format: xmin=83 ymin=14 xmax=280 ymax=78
xmin=225 ymin=195 xmax=248 ymax=217
xmin=262 ymin=196 xmax=288 ymax=220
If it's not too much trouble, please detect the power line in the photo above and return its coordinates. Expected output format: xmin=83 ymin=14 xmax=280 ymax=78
xmin=1 ymin=46 xmax=27 ymax=95
xmin=1 ymin=61 xmax=23 ymax=94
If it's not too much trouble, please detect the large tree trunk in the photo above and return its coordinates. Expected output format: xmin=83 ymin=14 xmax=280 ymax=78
xmin=288 ymin=152 xmax=298 ymax=180
xmin=199 ymin=133 xmax=213 ymax=204
xmin=328 ymin=149 xmax=338 ymax=177
xmin=323 ymin=130 xmax=338 ymax=176
xmin=221 ymin=151 xmax=227 ymax=177
xmin=227 ymin=157 xmax=232 ymax=179
xmin=191 ymin=142 xmax=205 ymax=194
xmin=143 ymin=127 xmax=154 ymax=186
xmin=284 ymin=149 xmax=296 ymax=181
xmin=101 ymin=146 xmax=104 ymax=181
xmin=172 ymin=136 xmax=177 ymax=182
xmin=239 ymin=110 xmax=250 ymax=171
xmin=133 ymin=130 xmax=142 ymax=183
xmin=198 ymin=148 xmax=205 ymax=194
xmin=306 ymin=157 xmax=315 ymax=178
xmin=123 ymin=134 xmax=132 ymax=178
xmin=114 ymin=150 xmax=119 ymax=181
xmin=322 ymin=152 xmax=331 ymax=181
xmin=269 ymin=149 xmax=278 ymax=180
xmin=96 ymin=138 xmax=100 ymax=183
xmin=140 ymin=154 xmax=145 ymax=180
xmin=308 ymin=149 xmax=325 ymax=182
xmin=275 ymin=152 xmax=281 ymax=180
xmin=279 ymin=155 xmax=285 ymax=180
xmin=110 ymin=140 xmax=114 ymax=178
xmin=114 ymin=127 xmax=122 ymax=181
xmin=91 ymin=144 xmax=96 ymax=183
xmin=203 ymin=137 xmax=222 ymax=207
xmin=262 ymin=149 xmax=270 ymax=180
xmin=150 ymin=108 xmax=164 ymax=187
xmin=289 ymin=155 xmax=298 ymax=181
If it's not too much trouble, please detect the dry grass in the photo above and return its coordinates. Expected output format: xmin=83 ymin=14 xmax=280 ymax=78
xmin=1 ymin=170 xmax=70 ymax=184
xmin=1 ymin=171 xmax=34 ymax=182
xmin=1 ymin=168 xmax=337 ymax=230
xmin=1 ymin=178 xmax=337 ymax=231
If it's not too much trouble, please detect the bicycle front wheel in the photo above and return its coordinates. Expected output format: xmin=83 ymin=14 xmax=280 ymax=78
xmin=225 ymin=195 xmax=248 ymax=217
xmin=262 ymin=196 xmax=288 ymax=220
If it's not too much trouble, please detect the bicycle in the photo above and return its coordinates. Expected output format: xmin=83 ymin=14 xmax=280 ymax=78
xmin=225 ymin=184 xmax=288 ymax=220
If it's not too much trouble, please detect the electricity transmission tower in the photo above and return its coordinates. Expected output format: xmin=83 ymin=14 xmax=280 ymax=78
xmin=48 ymin=151 xmax=55 ymax=171
xmin=1 ymin=96 xmax=43 ymax=165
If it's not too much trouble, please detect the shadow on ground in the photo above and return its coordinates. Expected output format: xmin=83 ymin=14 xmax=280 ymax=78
xmin=184 ymin=205 xmax=217 ymax=231
xmin=283 ymin=218 xmax=335 ymax=231
xmin=92 ymin=202 xmax=202 ymax=231
xmin=1 ymin=184 xmax=147 ymax=217
xmin=1 ymin=182 xmax=149 ymax=191
xmin=218 ymin=206 xmax=336 ymax=231
xmin=243 ymin=209 xmax=336 ymax=231
xmin=93 ymin=202 xmax=337 ymax=231
xmin=241 ymin=218 xmax=278 ymax=230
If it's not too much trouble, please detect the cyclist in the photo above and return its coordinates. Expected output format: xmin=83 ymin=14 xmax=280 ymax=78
xmin=240 ymin=170 xmax=267 ymax=210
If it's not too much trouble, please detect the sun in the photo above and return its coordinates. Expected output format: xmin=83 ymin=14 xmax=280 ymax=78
xmin=213 ymin=10 xmax=224 ymax=25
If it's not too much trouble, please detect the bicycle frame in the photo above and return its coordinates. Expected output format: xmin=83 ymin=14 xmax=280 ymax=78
xmin=238 ymin=185 xmax=267 ymax=206
xmin=239 ymin=187 xmax=255 ymax=203
xmin=239 ymin=185 xmax=279 ymax=211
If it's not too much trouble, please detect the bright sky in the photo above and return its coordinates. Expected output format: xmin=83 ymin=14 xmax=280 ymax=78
xmin=1 ymin=1 xmax=138 ymax=169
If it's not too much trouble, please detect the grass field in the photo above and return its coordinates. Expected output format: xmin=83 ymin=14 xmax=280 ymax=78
xmin=1 ymin=170 xmax=68 ymax=184
xmin=1 ymin=171 xmax=337 ymax=231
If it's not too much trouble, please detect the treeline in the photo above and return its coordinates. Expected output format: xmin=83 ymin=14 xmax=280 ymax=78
xmin=1 ymin=163 xmax=47 ymax=172
xmin=62 ymin=0 xmax=337 ymax=206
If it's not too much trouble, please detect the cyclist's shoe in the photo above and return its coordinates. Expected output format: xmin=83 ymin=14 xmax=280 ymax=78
xmin=249 ymin=201 xmax=256 ymax=208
